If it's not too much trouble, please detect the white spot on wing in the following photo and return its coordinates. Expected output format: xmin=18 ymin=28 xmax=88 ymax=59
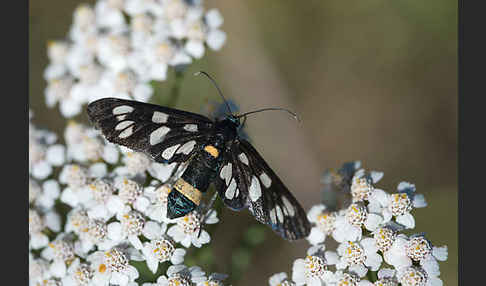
xmin=115 ymin=120 xmax=134 ymax=130
xmin=219 ymin=163 xmax=232 ymax=186
xmin=282 ymin=196 xmax=295 ymax=217
xmin=225 ymin=179 xmax=237 ymax=199
xmin=113 ymin=105 xmax=134 ymax=115
xmin=162 ymin=144 xmax=180 ymax=160
xmin=176 ymin=140 xmax=196 ymax=155
xmin=249 ymin=176 xmax=262 ymax=202
xmin=259 ymin=172 xmax=272 ymax=188
xmin=275 ymin=205 xmax=284 ymax=223
xmin=152 ymin=111 xmax=168 ymax=123
xmin=116 ymin=115 xmax=127 ymax=121
xmin=183 ymin=124 xmax=198 ymax=132
xmin=150 ymin=126 xmax=170 ymax=145
xmin=270 ymin=208 xmax=277 ymax=225
xmin=238 ymin=153 xmax=249 ymax=165
xmin=118 ymin=126 xmax=134 ymax=138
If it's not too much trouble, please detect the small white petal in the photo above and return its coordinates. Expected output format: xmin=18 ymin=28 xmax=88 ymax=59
xmin=396 ymin=213 xmax=415 ymax=228
xmin=60 ymin=187 xmax=79 ymax=207
xmin=43 ymin=180 xmax=60 ymax=198
xmin=382 ymin=209 xmax=393 ymax=223
xmin=370 ymin=171 xmax=384 ymax=183
xmin=204 ymin=210 xmax=219 ymax=224
xmin=50 ymin=260 xmax=67 ymax=278
xmin=358 ymin=280 xmax=374 ymax=286
xmin=377 ymin=268 xmax=396 ymax=279
xmin=170 ymin=248 xmax=186 ymax=265
xmin=432 ymin=246 xmax=448 ymax=261
xmin=146 ymin=253 xmax=159 ymax=274
xmin=307 ymin=277 xmax=322 ymax=286
xmin=107 ymin=196 xmax=125 ymax=214
xmin=134 ymin=196 xmax=150 ymax=212
xmin=107 ymin=222 xmax=123 ymax=241
xmin=142 ymin=221 xmax=162 ymax=240
xmin=306 ymin=227 xmax=326 ymax=245
xmin=46 ymin=144 xmax=65 ymax=166
xmin=324 ymin=251 xmax=340 ymax=265
xmin=195 ymin=230 xmax=210 ymax=245
xmin=365 ymin=252 xmax=383 ymax=271
xmin=361 ymin=237 xmax=378 ymax=254
xmin=364 ymin=213 xmax=383 ymax=231
xmin=32 ymin=162 xmax=52 ymax=179
xmin=148 ymin=163 xmax=177 ymax=182
xmin=89 ymin=162 xmax=108 ymax=178
xmin=421 ymin=254 xmax=440 ymax=276
xmin=205 ymin=9 xmax=223 ymax=28
xmin=44 ymin=211 xmax=61 ymax=232
xmin=185 ymin=40 xmax=205 ymax=58
xmin=207 ymin=30 xmax=226 ymax=50
xmin=87 ymin=204 xmax=110 ymax=220
xmin=307 ymin=204 xmax=327 ymax=222
xmin=426 ymin=277 xmax=443 ymax=286
xmin=413 ymin=194 xmax=428 ymax=208
xmin=397 ymin=181 xmax=416 ymax=193
xmin=291 ymin=259 xmax=306 ymax=284
xmin=367 ymin=201 xmax=382 ymax=214
xmin=111 ymin=272 xmax=129 ymax=286
xmin=269 ymin=272 xmax=288 ymax=286
xmin=30 ymin=233 xmax=49 ymax=249
xmin=349 ymin=264 xmax=368 ymax=277
xmin=370 ymin=189 xmax=389 ymax=207
xmin=128 ymin=234 xmax=143 ymax=249
xmin=103 ymin=144 xmax=120 ymax=164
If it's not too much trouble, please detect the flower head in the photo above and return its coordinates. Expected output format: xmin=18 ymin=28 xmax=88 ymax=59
xmin=167 ymin=210 xmax=218 ymax=248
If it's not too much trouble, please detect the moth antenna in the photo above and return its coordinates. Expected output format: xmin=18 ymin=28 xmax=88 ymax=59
xmin=237 ymin=107 xmax=301 ymax=123
xmin=194 ymin=71 xmax=232 ymax=115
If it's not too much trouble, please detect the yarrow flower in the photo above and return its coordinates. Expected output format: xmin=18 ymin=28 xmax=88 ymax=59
xmin=335 ymin=239 xmax=382 ymax=277
xmin=292 ymin=254 xmax=333 ymax=286
xmin=269 ymin=272 xmax=296 ymax=286
xmin=142 ymin=236 xmax=186 ymax=274
xmin=368 ymin=182 xmax=427 ymax=229
xmin=275 ymin=162 xmax=449 ymax=286
xmin=29 ymin=113 xmax=66 ymax=179
xmin=87 ymin=247 xmax=139 ymax=286
xmin=29 ymin=116 xmax=227 ymax=285
xmin=32 ymin=0 xmax=450 ymax=284
xmin=44 ymin=0 xmax=226 ymax=118
xmin=143 ymin=264 xmax=207 ymax=286
xmin=167 ymin=209 xmax=219 ymax=248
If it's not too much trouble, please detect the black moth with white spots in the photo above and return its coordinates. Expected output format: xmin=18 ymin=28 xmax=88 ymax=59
xmin=87 ymin=97 xmax=310 ymax=240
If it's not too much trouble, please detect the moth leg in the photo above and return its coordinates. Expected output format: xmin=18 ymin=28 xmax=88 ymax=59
xmin=197 ymin=191 xmax=219 ymax=238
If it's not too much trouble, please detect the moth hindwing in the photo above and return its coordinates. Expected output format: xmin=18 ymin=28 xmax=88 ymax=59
xmin=87 ymin=97 xmax=311 ymax=240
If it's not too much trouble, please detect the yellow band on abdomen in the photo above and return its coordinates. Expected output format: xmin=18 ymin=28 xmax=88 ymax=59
xmin=173 ymin=178 xmax=202 ymax=205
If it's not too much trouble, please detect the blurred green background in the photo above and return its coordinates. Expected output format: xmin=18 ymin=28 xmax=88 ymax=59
xmin=29 ymin=0 xmax=457 ymax=285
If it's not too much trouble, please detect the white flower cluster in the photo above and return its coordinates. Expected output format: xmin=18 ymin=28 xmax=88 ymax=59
xmin=29 ymin=117 xmax=226 ymax=286
xmin=269 ymin=161 xmax=448 ymax=286
xmin=44 ymin=0 xmax=226 ymax=118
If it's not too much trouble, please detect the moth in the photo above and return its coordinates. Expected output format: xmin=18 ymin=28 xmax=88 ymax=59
xmin=86 ymin=72 xmax=310 ymax=240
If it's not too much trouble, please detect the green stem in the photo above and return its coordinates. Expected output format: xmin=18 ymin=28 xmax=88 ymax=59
xmin=367 ymin=270 xmax=378 ymax=282
xmin=165 ymin=70 xmax=185 ymax=108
